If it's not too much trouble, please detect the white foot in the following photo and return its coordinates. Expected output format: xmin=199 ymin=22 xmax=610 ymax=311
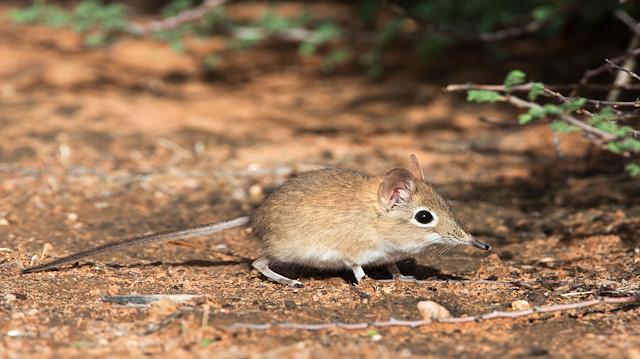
xmin=349 ymin=264 xmax=367 ymax=284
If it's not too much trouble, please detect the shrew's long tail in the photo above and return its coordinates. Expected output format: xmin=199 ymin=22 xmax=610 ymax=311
xmin=22 ymin=216 xmax=250 ymax=274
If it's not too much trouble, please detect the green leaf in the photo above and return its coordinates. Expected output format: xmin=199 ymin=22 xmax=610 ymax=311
xmin=561 ymin=98 xmax=587 ymax=113
xmin=376 ymin=18 xmax=402 ymax=45
xmin=467 ymin=90 xmax=501 ymax=103
xmin=607 ymin=139 xmax=640 ymax=154
xmin=531 ymin=5 xmax=556 ymax=21
xmin=227 ymin=37 xmax=261 ymax=50
xmin=504 ymin=70 xmax=526 ymax=92
xmin=608 ymin=141 xmax=624 ymax=154
xmin=203 ymin=5 xmax=226 ymax=26
xmin=163 ymin=0 xmax=194 ymax=18
xmin=542 ymin=103 xmax=563 ymax=116
xmin=625 ymin=163 xmax=640 ymax=177
xmin=527 ymin=82 xmax=545 ymax=102
xmin=595 ymin=106 xmax=615 ymax=120
xmin=519 ymin=113 xmax=533 ymax=124
xmin=299 ymin=22 xmax=341 ymax=56
xmin=360 ymin=49 xmax=383 ymax=78
xmin=9 ymin=0 xmax=70 ymax=27
xmin=321 ymin=47 xmax=351 ymax=72
xmin=203 ymin=53 xmax=221 ymax=69
xmin=84 ymin=32 xmax=106 ymax=47
xmin=258 ymin=8 xmax=294 ymax=34
xmin=590 ymin=112 xmax=633 ymax=136
xmin=519 ymin=107 xmax=545 ymax=124
xmin=549 ymin=121 xmax=580 ymax=133
xmin=627 ymin=138 xmax=640 ymax=151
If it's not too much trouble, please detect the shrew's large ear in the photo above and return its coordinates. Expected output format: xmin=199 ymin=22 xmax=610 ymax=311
xmin=408 ymin=154 xmax=424 ymax=180
xmin=378 ymin=168 xmax=415 ymax=211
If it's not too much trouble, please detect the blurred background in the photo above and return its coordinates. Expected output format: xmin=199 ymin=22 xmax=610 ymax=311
xmin=2 ymin=1 xmax=640 ymax=358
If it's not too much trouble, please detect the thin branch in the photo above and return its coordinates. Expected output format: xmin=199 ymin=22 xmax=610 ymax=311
xmin=478 ymin=116 xmax=544 ymax=127
xmin=225 ymin=295 xmax=640 ymax=331
xmin=376 ymin=278 xmax=543 ymax=287
xmin=571 ymin=47 xmax=640 ymax=97
xmin=446 ymin=82 xmax=623 ymax=142
xmin=127 ymin=0 xmax=230 ymax=36
xmin=506 ymin=94 xmax=616 ymax=141
xmin=446 ymin=82 xmax=640 ymax=108
xmin=476 ymin=18 xmax=547 ymax=42
xmin=606 ymin=59 xmax=640 ymax=82
xmin=543 ymin=87 xmax=640 ymax=109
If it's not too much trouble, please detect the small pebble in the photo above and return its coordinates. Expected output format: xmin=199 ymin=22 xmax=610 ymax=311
xmin=0 ymin=218 xmax=9 ymax=226
xmin=511 ymin=300 xmax=532 ymax=311
xmin=417 ymin=300 xmax=451 ymax=319
xmin=66 ymin=213 xmax=78 ymax=221
xmin=6 ymin=330 xmax=21 ymax=337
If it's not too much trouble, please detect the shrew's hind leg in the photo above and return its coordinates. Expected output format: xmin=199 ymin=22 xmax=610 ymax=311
xmin=386 ymin=262 xmax=415 ymax=282
xmin=252 ymin=256 xmax=303 ymax=288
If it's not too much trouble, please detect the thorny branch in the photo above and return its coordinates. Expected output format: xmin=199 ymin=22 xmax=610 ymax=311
xmin=571 ymin=9 xmax=640 ymax=98
xmin=572 ymin=47 xmax=640 ymax=97
xmin=445 ymin=83 xmax=618 ymax=142
xmin=226 ymin=295 xmax=640 ymax=331
xmin=446 ymin=82 xmax=640 ymax=108
xmin=507 ymin=95 xmax=616 ymax=141
xmin=606 ymin=59 xmax=640 ymax=82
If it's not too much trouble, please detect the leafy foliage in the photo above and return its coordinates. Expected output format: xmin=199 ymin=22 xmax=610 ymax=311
xmin=527 ymin=82 xmax=545 ymax=102
xmin=9 ymin=0 xmax=640 ymax=76
xmin=625 ymin=163 xmax=640 ymax=177
xmin=503 ymin=70 xmax=526 ymax=92
xmin=467 ymin=71 xmax=640 ymax=176
xmin=549 ymin=121 xmax=580 ymax=133
xmin=10 ymin=0 xmax=127 ymax=46
xmin=467 ymin=90 xmax=501 ymax=103
xmin=8 ymin=1 xmax=640 ymax=175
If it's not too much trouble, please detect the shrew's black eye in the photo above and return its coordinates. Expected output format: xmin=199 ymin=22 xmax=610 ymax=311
xmin=414 ymin=210 xmax=434 ymax=224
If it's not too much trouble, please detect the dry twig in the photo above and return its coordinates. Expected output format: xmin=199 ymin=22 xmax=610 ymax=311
xmin=226 ymin=295 xmax=640 ymax=331
xmin=606 ymin=59 xmax=640 ymax=82
xmin=572 ymin=47 xmax=640 ymax=97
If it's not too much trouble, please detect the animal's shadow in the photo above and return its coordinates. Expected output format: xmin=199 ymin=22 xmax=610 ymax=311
xmin=41 ymin=258 xmax=465 ymax=284
xmin=267 ymin=258 xmax=465 ymax=284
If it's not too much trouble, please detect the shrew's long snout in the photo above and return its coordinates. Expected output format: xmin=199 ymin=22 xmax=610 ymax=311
xmin=467 ymin=237 xmax=490 ymax=250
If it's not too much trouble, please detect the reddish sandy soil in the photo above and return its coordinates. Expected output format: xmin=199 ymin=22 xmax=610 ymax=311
xmin=1 ymin=3 xmax=640 ymax=358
